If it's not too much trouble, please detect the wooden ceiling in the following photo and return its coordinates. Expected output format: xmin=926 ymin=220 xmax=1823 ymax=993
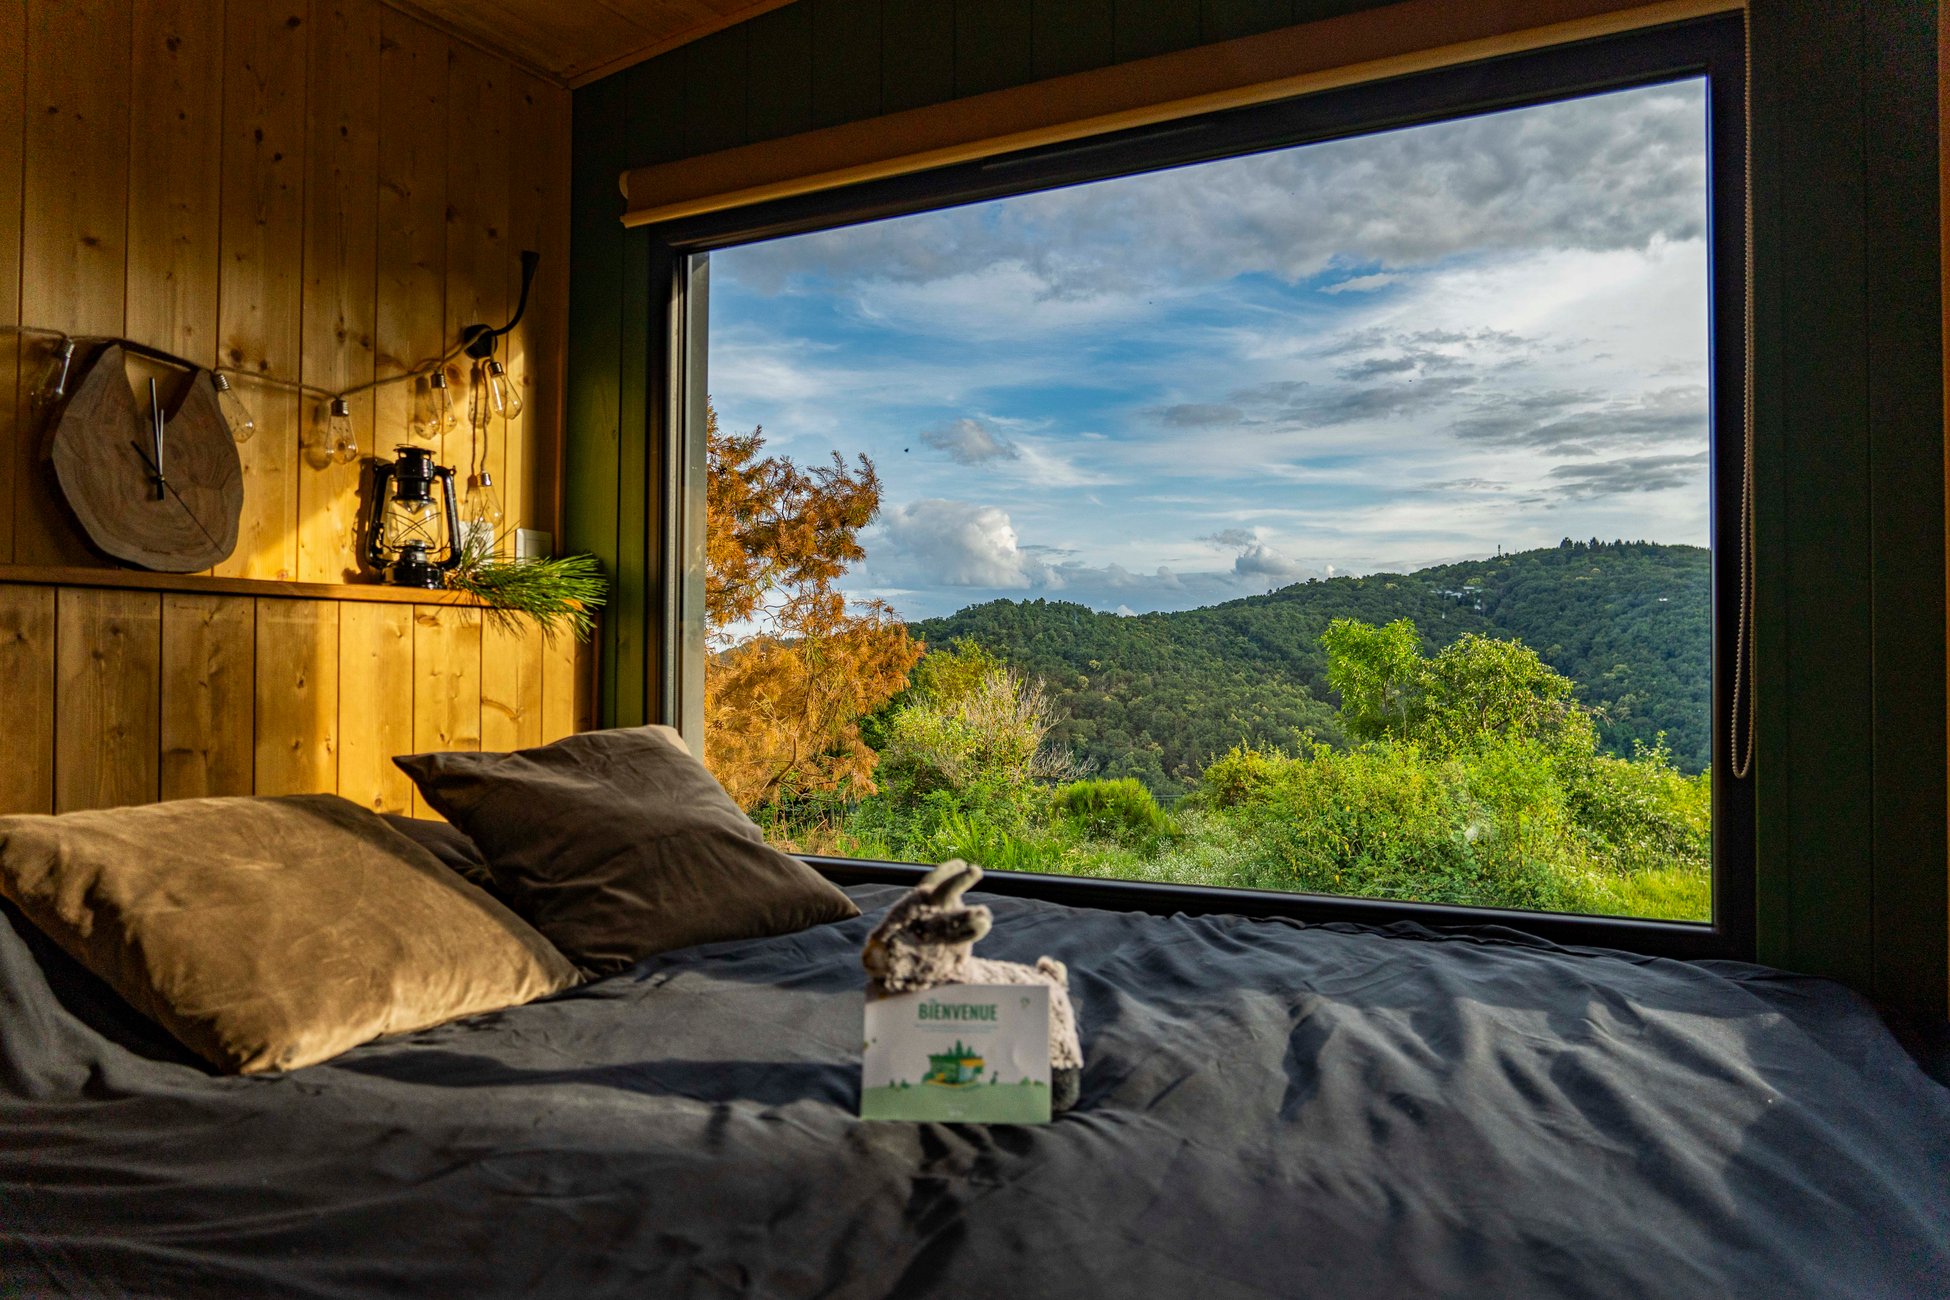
xmin=394 ymin=0 xmax=798 ymax=88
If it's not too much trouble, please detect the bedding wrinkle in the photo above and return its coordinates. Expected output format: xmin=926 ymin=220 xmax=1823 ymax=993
xmin=2 ymin=884 xmax=1946 ymax=1298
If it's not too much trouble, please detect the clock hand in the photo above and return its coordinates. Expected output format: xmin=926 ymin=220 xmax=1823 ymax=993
xmin=128 ymin=439 xmax=221 ymax=553
xmin=146 ymin=379 xmax=166 ymax=499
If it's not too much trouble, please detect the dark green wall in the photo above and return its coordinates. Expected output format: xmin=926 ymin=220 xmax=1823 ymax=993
xmin=567 ymin=0 xmax=1946 ymax=1008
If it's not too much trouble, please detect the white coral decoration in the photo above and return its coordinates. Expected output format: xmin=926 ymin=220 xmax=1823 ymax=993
xmin=862 ymin=860 xmax=1083 ymax=1078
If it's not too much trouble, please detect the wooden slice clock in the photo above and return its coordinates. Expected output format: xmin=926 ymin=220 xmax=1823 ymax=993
xmin=48 ymin=343 xmax=243 ymax=573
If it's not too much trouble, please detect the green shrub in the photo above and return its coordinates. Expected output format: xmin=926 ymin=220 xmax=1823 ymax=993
xmin=1195 ymin=744 xmax=1291 ymax=809
xmin=1053 ymin=778 xmax=1177 ymax=847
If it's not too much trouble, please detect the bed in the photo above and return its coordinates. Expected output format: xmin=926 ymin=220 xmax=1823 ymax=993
xmin=3 ymin=881 xmax=1946 ymax=1300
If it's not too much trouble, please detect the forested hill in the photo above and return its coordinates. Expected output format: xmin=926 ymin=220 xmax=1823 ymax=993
xmin=905 ymin=541 xmax=1710 ymax=796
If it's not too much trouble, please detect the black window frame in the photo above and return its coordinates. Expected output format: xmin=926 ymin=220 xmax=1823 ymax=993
xmin=645 ymin=12 xmax=1753 ymax=962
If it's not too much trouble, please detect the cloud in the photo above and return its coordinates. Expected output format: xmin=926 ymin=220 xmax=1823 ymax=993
xmin=718 ymin=80 xmax=1709 ymax=301
xmin=1201 ymin=527 xmax=1259 ymax=547
xmin=922 ymin=417 xmax=1020 ymax=465
xmin=1323 ymin=273 xmax=1401 ymax=294
xmin=1546 ymin=452 xmax=1710 ymax=498
xmin=1157 ymin=402 xmax=1244 ymax=428
xmin=874 ymin=500 xmax=1047 ymax=588
xmin=1451 ymin=385 xmax=1707 ymax=450
xmin=1233 ymin=542 xmax=1316 ymax=581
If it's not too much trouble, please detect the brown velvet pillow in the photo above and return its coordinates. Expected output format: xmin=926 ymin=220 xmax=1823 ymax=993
xmin=394 ymin=725 xmax=860 ymax=974
xmin=0 ymin=795 xmax=581 ymax=1074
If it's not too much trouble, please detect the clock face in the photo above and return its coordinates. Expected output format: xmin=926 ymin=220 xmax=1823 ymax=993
xmin=48 ymin=344 xmax=243 ymax=573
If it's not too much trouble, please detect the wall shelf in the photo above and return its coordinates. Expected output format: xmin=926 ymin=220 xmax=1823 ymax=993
xmin=0 ymin=565 xmax=491 ymax=607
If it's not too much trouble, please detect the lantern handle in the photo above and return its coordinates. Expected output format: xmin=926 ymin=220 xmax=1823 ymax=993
xmin=365 ymin=459 xmax=397 ymax=573
xmin=435 ymin=465 xmax=463 ymax=571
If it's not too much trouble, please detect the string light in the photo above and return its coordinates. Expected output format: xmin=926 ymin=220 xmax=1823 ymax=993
xmin=326 ymin=397 xmax=358 ymax=464
xmin=210 ymin=373 xmax=256 ymax=443
xmin=481 ymin=358 xmax=523 ymax=420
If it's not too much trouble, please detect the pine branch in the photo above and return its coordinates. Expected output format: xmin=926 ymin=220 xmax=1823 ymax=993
xmin=449 ymin=534 xmax=608 ymax=643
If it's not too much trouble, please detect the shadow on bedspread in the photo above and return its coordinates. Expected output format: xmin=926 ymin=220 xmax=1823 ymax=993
xmin=2 ymin=888 xmax=1946 ymax=1300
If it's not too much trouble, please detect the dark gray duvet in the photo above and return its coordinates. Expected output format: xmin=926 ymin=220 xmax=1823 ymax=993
xmin=3 ymin=884 xmax=1947 ymax=1300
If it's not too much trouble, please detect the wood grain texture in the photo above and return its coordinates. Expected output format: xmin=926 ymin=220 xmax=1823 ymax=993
xmin=215 ymin=0 xmax=310 ymax=581
xmin=16 ymin=0 xmax=132 ymax=566
xmin=443 ymin=41 xmax=509 ymax=514
xmin=396 ymin=0 xmax=796 ymax=87
xmin=337 ymin=599 xmax=415 ymax=813
xmin=254 ymin=597 xmax=339 ymax=795
xmin=46 ymin=346 xmax=243 ymax=572
xmin=482 ymin=617 xmax=544 ymax=751
xmin=159 ymin=593 xmax=254 ymax=798
xmin=410 ymin=602 xmax=481 ymax=816
xmin=297 ymin=0 xmax=382 ymax=584
xmin=4 ymin=579 xmax=591 ymax=814
xmin=0 ymin=583 xmax=54 ymax=813
xmin=2 ymin=1 xmax=569 ymax=589
xmin=375 ymin=10 xmax=450 ymax=465
xmin=508 ymin=72 xmax=572 ymax=541
xmin=0 ymin=0 xmax=27 ymax=566
xmin=126 ymin=0 xmax=224 ymax=365
xmin=54 ymin=586 xmax=161 ymax=812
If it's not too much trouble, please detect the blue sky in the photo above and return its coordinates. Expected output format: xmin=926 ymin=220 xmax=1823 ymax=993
xmin=708 ymin=79 xmax=1711 ymax=624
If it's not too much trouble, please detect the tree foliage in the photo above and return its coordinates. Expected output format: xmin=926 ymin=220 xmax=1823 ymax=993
xmin=703 ymin=406 xmax=922 ymax=809
xmin=910 ymin=541 xmax=1709 ymax=790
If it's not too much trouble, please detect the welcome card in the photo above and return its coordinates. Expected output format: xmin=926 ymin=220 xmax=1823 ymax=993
xmin=861 ymin=984 xmax=1052 ymax=1124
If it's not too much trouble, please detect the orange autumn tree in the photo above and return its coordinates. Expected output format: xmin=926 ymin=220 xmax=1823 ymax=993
xmin=704 ymin=404 xmax=923 ymax=811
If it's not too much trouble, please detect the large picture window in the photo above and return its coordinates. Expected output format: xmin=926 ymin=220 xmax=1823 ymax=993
xmin=655 ymin=16 xmax=1752 ymax=957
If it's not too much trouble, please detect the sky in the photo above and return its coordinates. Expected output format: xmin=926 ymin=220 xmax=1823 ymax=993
xmin=708 ymin=78 xmax=1712 ymax=625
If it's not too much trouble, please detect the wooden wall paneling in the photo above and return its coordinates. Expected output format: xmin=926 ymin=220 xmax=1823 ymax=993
xmin=565 ymin=69 xmax=630 ymax=723
xmin=955 ymin=0 xmax=1034 ymax=99
xmin=540 ymin=626 xmax=577 ymax=743
xmin=410 ymin=603 xmax=480 ymax=816
xmin=1033 ymin=0 xmax=1115 ymax=81
xmin=253 ymin=597 xmax=339 ymax=795
xmin=745 ymin=3 xmax=812 ymax=143
xmin=482 ymin=617 xmax=543 ymax=752
xmin=880 ymin=0 xmax=953 ymax=115
xmin=297 ymin=0 xmax=381 ymax=583
xmin=809 ymin=0 xmax=877 ymax=130
xmin=681 ymin=27 xmax=751 ymax=157
xmin=54 ymin=586 xmax=161 ymax=812
xmin=1113 ymin=0 xmax=1204 ymax=63
xmin=1204 ymin=0 xmax=1302 ymax=43
xmin=1755 ymin=0 xmax=1876 ymax=991
xmin=444 ymin=42 xmax=510 ymax=543
xmin=0 ymin=584 xmax=54 ymax=813
xmin=159 ymin=593 xmax=254 ymax=799
xmin=1863 ymin=0 xmax=1947 ymax=1009
xmin=337 ymin=599 xmax=414 ymax=813
xmin=508 ymin=73 xmax=571 ymax=543
xmin=0 ymin=0 xmax=26 ymax=566
xmin=215 ymin=0 xmax=310 ymax=581
xmin=374 ymin=12 xmax=449 ymax=470
xmin=126 ymin=0 xmax=224 ymax=366
xmin=15 ymin=0 xmax=132 ymax=567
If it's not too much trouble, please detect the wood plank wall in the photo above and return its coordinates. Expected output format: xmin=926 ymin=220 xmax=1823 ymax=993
xmin=0 ymin=579 xmax=594 ymax=817
xmin=0 ymin=0 xmax=591 ymax=820
xmin=0 ymin=0 xmax=573 ymax=582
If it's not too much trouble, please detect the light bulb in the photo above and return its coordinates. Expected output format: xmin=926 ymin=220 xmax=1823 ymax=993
xmin=31 ymin=339 xmax=76 ymax=413
xmin=425 ymin=368 xmax=455 ymax=437
xmin=462 ymin=470 xmax=505 ymax=557
xmin=482 ymin=359 xmax=523 ymax=420
xmin=327 ymin=397 xmax=358 ymax=464
xmin=211 ymin=373 xmax=256 ymax=443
